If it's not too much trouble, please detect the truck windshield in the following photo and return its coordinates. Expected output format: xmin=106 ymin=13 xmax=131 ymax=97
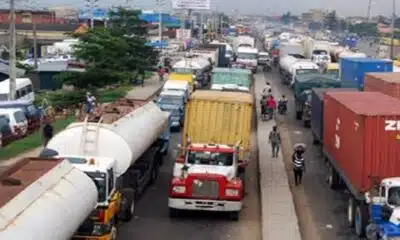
xmin=187 ymin=151 xmax=234 ymax=166
xmin=159 ymin=96 xmax=183 ymax=105
xmin=238 ymin=53 xmax=257 ymax=60
xmin=85 ymin=172 xmax=107 ymax=203
xmin=388 ymin=187 xmax=400 ymax=206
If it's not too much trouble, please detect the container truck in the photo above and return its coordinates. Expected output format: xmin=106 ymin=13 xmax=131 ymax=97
xmin=279 ymin=42 xmax=304 ymax=59
xmin=233 ymin=35 xmax=255 ymax=52
xmin=322 ymin=91 xmax=400 ymax=238
xmin=340 ymin=58 xmax=393 ymax=90
xmin=168 ymin=90 xmax=253 ymax=221
xmin=364 ymin=72 xmax=400 ymax=99
xmin=310 ymin=88 xmax=356 ymax=145
xmin=293 ymin=73 xmax=341 ymax=127
xmin=0 ymin=157 xmax=97 ymax=239
xmin=44 ymin=98 xmax=171 ymax=239
xmin=211 ymin=68 xmax=252 ymax=92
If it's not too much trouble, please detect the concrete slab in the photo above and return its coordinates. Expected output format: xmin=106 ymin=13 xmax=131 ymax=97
xmin=255 ymin=73 xmax=301 ymax=240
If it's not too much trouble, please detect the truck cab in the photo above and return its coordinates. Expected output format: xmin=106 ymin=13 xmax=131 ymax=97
xmin=168 ymin=143 xmax=245 ymax=220
xmin=156 ymin=90 xmax=185 ymax=130
xmin=236 ymin=47 xmax=259 ymax=73
xmin=365 ymin=178 xmax=400 ymax=239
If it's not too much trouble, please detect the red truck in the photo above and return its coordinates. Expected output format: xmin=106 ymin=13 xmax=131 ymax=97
xmin=322 ymin=91 xmax=400 ymax=238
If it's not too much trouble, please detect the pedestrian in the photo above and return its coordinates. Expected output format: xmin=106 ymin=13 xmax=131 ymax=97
xmin=42 ymin=117 xmax=53 ymax=147
xmin=292 ymin=144 xmax=306 ymax=185
xmin=268 ymin=125 xmax=281 ymax=158
xmin=86 ymin=92 xmax=93 ymax=114
xmin=157 ymin=66 xmax=165 ymax=82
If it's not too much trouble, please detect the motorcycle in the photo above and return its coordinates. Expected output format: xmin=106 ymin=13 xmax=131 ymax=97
xmin=278 ymin=100 xmax=288 ymax=115
xmin=263 ymin=64 xmax=272 ymax=72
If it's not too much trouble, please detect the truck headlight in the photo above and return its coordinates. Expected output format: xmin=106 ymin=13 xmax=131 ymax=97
xmin=225 ymin=188 xmax=239 ymax=196
xmin=172 ymin=186 xmax=186 ymax=193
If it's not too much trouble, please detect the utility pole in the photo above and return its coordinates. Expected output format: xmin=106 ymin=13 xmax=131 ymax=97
xmin=367 ymin=0 xmax=372 ymax=20
xmin=391 ymin=0 xmax=396 ymax=59
xmin=199 ymin=12 xmax=203 ymax=41
xmin=157 ymin=0 xmax=163 ymax=41
xmin=8 ymin=0 xmax=16 ymax=100
xmin=33 ymin=19 xmax=38 ymax=68
xmin=220 ymin=14 xmax=223 ymax=35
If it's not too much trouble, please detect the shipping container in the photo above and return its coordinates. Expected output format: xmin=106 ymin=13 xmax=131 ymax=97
xmin=340 ymin=58 xmax=393 ymax=90
xmin=323 ymin=91 xmax=400 ymax=194
xmin=311 ymin=88 xmax=356 ymax=144
xmin=182 ymin=90 xmax=253 ymax=159
xmin=364 ymin=72 xmax=400 ymax=99
xmin=211 ymin=68 xmax=252 ymax=91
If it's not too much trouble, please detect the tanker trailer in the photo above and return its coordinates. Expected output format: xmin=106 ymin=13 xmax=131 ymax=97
xmin=0 ymin=157 xmax=97 ymax=239
xmin=279 ymin=55 xmax=298 ymax=84
xmin=44 ymin=98 xmax=170 ymax=240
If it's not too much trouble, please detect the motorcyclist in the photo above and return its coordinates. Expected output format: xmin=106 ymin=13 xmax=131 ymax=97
xmin=266 ymin=95 xmax=277 ymax=118
xmin=262 ymin=82 xmax=272 ymax=97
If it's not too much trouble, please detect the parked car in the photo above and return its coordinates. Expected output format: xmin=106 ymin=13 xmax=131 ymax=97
xmin=0 ymin=115 xmax=14 ymax=147
xmin=0 ymin=108 xmax=28 ymax=138
xmin=0 ymin=100 xmax=40 ymax=133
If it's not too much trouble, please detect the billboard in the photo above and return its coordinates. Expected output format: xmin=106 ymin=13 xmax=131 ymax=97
xmin=79 ymin=8 xmax=109 ymax=20
xmin=176 ymin=29 xmax=192 ymax=40
xmin=172 ymin=0 xmax=210 ymax=10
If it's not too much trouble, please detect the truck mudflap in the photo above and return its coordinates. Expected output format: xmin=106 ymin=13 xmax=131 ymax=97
xmin=168 ymin=198 xmax=242 ymax=212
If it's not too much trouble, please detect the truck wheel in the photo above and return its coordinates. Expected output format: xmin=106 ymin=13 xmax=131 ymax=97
xmin=229 ymin=211 xmax=240 ymax=221
xmin=120 ymin=189 xmax=135 ymax=221
xmin=347 ymin=196 xmax=356 ymax=228
xmin=355 ymin=201 xmax=368 ymax=237
xmin=328 ymin=165 xmax=340 ymax=190
xmin=303 ymin=120 xmax=310 ymax=128
xmin=169 ymin=208 xmax=179 ymax=218
xmin=312 ymin=133 xmax=319 ymax=145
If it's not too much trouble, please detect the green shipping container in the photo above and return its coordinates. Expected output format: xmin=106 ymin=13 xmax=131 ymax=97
xmin=211 ymin=68 xmax=252 ymax=91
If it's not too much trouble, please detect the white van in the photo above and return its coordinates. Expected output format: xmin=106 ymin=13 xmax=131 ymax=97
xmin=162 ymin=80 xmax=189 ymax=102
xmin=0 ymin=78 xmax=35 ymax=102
xmin=0 ymin=108 xmax=28 ymax=136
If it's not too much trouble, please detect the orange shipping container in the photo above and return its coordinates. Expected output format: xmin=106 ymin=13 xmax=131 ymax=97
xmin=323 ymin=91 xmax=400 ymax=193
xmin=364 ymin=72 xmax=400 ymax=99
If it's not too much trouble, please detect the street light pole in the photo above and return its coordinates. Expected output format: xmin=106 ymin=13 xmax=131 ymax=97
xmin=8 ymin=0 xmax=16 ymax=100
xmin=391 ymin=0 xmax=396 ymax=59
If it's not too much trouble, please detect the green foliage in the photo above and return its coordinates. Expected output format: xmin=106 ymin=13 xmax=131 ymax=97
xmin=348 ymin=23 xmax=378 ymax=37
xmin=58 ymin=7 xmax=158 ymax=89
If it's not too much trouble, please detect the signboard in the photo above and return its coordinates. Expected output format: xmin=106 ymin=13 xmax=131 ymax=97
xmin=176 ymin=29 xmax=192 ymax=40
xmin=79 ymin=8 xmax=109 ymax=20
xmin=172 ymin=0 xmax=210 ymax=10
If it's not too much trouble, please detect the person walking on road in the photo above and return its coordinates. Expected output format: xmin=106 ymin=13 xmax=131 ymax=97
xmin=268 ymin=126 xmax=281 ymax=158
xmin=42 ymin=117 xmax=53 ymax=147
xmin=157 ymin=66 xmax=165 ymax=82
xmin=292 ymin=144 xmax=306 ymax=185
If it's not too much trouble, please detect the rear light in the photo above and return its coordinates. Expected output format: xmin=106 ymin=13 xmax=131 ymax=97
xmin=97 ymin=210 xmax=105 ymax=222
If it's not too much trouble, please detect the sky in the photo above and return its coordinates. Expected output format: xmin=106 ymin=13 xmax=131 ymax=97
xmin=9 ymin=0 xmax=400 ymax=17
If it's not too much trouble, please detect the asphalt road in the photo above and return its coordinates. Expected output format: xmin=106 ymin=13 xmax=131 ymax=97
xmin=118 ymin=105 xmax=261 ymax=239
xmin=264 ymin=68 xmax=362 ymax=240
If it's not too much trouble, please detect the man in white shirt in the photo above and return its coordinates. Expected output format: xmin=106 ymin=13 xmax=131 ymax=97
xmin=262 ymin=82 xmax=272 ymax=97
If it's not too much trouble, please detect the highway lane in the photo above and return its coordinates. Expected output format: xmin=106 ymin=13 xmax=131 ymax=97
xmin=118 ymin=106 xmax=261 ymax=240
xmin=265 ymin=68 xmax=362 ymax=240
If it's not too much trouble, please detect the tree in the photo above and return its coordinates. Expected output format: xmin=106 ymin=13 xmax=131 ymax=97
xmin=58 ymin=7 xmax=158 ymax=89
xmin=281 ymin=12 xmax=291 ymax=25
xmin=348 ymin=23 xmax=378 ymax=37
xmin=324 ymin=11 xmax=338 ymax=31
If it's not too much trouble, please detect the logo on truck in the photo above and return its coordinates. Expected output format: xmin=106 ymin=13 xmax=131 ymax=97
xmin=384 ymin=120 xmax=400 ymax=131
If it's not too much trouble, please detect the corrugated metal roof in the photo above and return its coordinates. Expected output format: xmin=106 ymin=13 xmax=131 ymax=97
xmin=326 ymin=91 xmax=400 ymax=115
xmin=190 ymin=90 xmax=253 ymax=104
xmin=0 ymin=23 xmax=79 ymax=32
xmin=0 ymin=62 xmax=25 ymax=76
xmin=37 ymin=61 xmax=68 ymax=72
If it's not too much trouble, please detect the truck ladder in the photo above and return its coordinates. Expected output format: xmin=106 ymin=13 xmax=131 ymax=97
xmin=80 ymin=115 xmax=104 ymax=156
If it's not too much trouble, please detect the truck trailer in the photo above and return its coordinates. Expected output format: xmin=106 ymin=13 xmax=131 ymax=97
xmin=0 ymin=157 xmax=97 ymax=239
xmin=168 ymin=90 xmax=253 ymax=221
xmin=45 ymin=98 xmax=171 ymax=239
xmin=322 ymin=91 xmax=400 ymax=238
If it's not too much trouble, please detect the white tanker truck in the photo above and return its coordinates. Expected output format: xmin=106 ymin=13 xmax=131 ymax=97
xmin=44 ymin=99 xmax=170 ymax=239
xmin=279 ymin=55 xmax=319 ymax=85
xmin=0 ymin=158 xmax=97 ymax=240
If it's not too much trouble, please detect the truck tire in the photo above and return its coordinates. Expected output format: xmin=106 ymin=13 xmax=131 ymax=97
xmin=347 ymin=196 xmax=356 ymax=228
xmin=295 ymin=111 xmax=302 ymax=120
xmin=328 ymin=165 xmax=340 ymax=189
xmin=229 ymin=211 xmax=240 ymax=221
xmin=312 ymin=133 xmax=319 ymax=145
xmin=355 ymin=201 xmax=369 ymax=237
xmin=120 ymin=188 xmax=135 ymax=221
xmin=303 ymin=120 xmax=311 ymax=128
xmin=169 ymin=208 xmax=180 ymax=218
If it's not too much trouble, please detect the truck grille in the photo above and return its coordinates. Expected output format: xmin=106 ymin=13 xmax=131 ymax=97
xmin=191 ymin=179 xmax=219 ymax=198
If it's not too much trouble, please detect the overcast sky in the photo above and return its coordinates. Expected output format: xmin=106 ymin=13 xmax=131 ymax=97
xmin=18 ymin=0 xmax=398 ymax=17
